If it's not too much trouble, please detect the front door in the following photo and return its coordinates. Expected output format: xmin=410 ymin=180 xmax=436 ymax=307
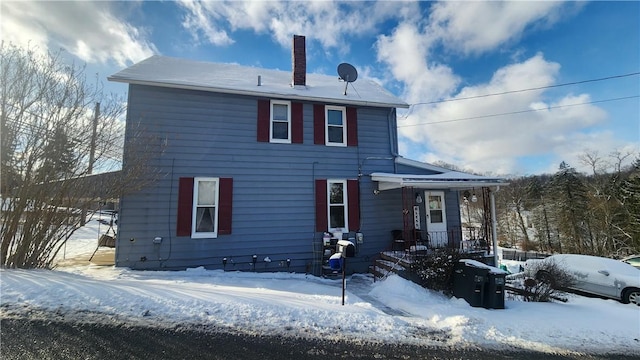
xmin=426 ymin=191 xmax=448 ymax=247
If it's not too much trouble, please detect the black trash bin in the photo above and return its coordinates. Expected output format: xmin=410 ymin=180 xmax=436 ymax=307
xmin=453 ymin=261 xmax=489 ymax=307
xmin=484 ymin=271 xmax=506 ymax=309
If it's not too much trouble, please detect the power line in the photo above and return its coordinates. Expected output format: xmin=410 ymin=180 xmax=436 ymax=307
xmin=408 ymin=72 xmax=640 ymax=107
xmin=398 ymin=95 xmax=639 ymax=128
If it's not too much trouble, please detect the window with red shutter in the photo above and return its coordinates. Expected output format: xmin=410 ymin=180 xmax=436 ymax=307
xmin=259 ymin=100 xmax=304 ymax=144
xmin=314 ymin=105 xmax=358 ymax=147
xmin=315 ymin=179 xmax=359 ymax=233
xmin=176 ymin=177 xmax=233 ymax=238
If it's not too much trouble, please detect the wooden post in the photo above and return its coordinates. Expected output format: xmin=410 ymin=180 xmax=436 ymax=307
xmin=342 ymin=257 xmax=346 ymax=306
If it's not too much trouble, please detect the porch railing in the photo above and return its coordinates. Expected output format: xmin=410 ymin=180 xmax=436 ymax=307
xmin=409 ymin=228 xmax=463 ymax=250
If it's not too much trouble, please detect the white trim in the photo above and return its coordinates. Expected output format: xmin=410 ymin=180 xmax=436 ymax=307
xmin=191 ymin=177 xmax=219 ymax=239
xmin=325 ymin=105 xmax=347 ymax=147
xmin=370 ymin=172 xmax=507 ymax=191
xmin=269 ymin=100 xmax=291 ymax=144
xmin=327 ymin=179 xmax=349 ymax=233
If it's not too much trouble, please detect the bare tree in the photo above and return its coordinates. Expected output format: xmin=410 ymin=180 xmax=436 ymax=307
xmin=610 ymin=149 xmax=635 ymax=174
xmin=578 ymin=149 xmax=609 ymax=176
xmin=1 ymin=43 xmax=157 ymax=269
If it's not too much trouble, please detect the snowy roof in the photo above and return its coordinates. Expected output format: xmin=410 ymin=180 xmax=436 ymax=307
xmin=370 ymin=157 xmax=508 ymax=190
xmin=108 ymin=55 xmax=409 ymax=109
xmin=370 ymin=172 xmax=507 ymax=190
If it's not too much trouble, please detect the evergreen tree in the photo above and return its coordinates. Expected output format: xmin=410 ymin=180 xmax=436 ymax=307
xmin=35 ymin=125 xmax=76 ymax=182
xmin=547 ymin=162 xmax=591 ymax=253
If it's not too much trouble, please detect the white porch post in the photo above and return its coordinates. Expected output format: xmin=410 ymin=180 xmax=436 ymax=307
xmin=489 ymin=187 xmax=499 ymax=266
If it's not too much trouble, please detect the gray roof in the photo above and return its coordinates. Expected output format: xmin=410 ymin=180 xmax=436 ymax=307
xmin=108 ymin=55 xmax=409 ymax=109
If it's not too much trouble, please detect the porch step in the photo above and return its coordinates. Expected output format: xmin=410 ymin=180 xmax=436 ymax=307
xmin=370 ymin=252 xmax=412 ymax=280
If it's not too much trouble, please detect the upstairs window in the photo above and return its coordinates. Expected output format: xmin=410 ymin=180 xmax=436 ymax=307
xmin=270 ymin=100 xmax=291 ymax=143
xmin=257 ymin=100 xmax=302 ymax=144
xmin=314 ymin=105 xmax=357 ymax=147
xmin=326 ymin=106 xmax=346 ymax=146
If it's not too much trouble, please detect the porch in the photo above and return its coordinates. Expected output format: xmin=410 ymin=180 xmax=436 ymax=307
xmin=369 ymin=243 xmax=495 ymax=281
xmin=370 ymin=168 xmax=507 ymax=267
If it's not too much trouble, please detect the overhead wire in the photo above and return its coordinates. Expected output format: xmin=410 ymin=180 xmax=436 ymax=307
xmin=398 ymin=71 xmax=640 ymax=125
xmin=409 ymin=71 xmax=640 ymax=107
xmin=398 ymin=95 xmax=639 ymax=127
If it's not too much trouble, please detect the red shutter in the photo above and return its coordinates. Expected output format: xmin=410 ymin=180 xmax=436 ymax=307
xmin=315 ymin=179 xmax=328 ymax=231
xmin=313 ymin=104 xmax=325 ymax=145
xmin=346 ymin=107 xmax=358 ymax=146
xmin=291 ymin=102 xmax=303 ymax=144
xmin=218 ymin=178 xmax=233 ymax=235
xmin=347 ymin=179 xmax=360 ymax=231
xmin=177 ymin=177 xmax=194 ymax=237
xmin=257 ymin=100 xmax=270 ymax=142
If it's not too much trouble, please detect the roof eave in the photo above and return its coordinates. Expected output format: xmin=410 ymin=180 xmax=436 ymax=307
xmin=371 ymin=172 xmax=508 ymax=191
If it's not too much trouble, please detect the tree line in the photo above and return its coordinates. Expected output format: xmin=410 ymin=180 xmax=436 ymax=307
xmin=492 ymin=156 xmax=639 ymax=257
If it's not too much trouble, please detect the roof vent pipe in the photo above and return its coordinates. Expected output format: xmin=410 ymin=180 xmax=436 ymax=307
xmin=257 ymin=75 xmax=261 ymax=86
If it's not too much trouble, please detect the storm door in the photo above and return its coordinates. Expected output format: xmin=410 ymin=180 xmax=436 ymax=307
xmin=426 ymin=191 xmax=448 ymax=247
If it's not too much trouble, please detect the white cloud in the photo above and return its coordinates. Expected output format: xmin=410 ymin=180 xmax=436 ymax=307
xmin=397 ymin=53 xmax=613 ymax=175
xmin=376 ymin=23 xmax=460 ymax=103
xmin=372 ymin=1 xmax=632 ymax=175
xmin=1 ymin=1 xmax=156 ymax=66
xmin=176 ymin=1 xmax=419 ymax=52
xmin=178 ymin=0 xmax=234 ymax=46
xmin=427 ymin=1 xmax=572 ymax=55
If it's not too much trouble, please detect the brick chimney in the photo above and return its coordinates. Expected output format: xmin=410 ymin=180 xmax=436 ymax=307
xmin=292 ymin=35 xmax=306 ymax=87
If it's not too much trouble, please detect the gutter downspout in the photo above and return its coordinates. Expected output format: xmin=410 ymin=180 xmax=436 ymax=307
xmin=490 ymin=186 xmax=500 ymax=266
xmin=388 ymin=108 xmax=399 ymax=173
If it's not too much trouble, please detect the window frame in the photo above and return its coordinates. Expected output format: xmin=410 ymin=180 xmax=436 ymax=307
xmin=270 ymin=100 xmax=291 ymax=144
xmin=327 ymin=179 xmax=349 ymax=233
xmin=191 ymin=177 xmax=220 ymax=238
xmin=325 ymin=105 xmax=347 ymax=147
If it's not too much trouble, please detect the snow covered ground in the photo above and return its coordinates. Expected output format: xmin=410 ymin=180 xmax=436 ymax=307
xmin=1 ymin=217 xmax=639 ymax=356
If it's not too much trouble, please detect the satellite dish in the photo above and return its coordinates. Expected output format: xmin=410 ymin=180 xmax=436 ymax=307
xmin=337 ymin=63 xmax=358 ymax=95
xmin=338 ymin=63 xmax=358 ymax=82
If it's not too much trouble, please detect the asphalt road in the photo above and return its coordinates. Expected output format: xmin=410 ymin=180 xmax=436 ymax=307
xmin=2 ymin=316 xmax=636 ymax=360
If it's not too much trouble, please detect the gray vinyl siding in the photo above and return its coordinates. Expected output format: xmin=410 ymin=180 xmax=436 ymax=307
xmin=117 ymin=85 xmax=462 ymax=273
xmin=117 ymin=85 xmax=405 ymax=273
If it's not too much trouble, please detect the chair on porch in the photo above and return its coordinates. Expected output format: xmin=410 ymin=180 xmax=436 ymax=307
xmin=410 ymin=229 xmax=429 ymax=254
xmin=391 ymin=230 xmax=405 ymax=251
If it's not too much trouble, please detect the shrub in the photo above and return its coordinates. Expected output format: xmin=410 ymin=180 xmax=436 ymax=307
xmin=519 ymin=258 xmax=576 ymax=302
xmin=409 ymin=249 xmax=462 ymax=295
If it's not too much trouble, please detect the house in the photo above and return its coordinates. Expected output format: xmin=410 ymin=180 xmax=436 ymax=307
xmin=108 ymin=35 xmax=505 ymax=274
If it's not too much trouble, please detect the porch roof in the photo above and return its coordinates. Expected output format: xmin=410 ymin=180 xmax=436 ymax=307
xmin=370 ymin=172 xmax=508 ymax=191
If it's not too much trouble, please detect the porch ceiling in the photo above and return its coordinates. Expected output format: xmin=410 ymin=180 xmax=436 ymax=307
xmin=370 ymin=172 xmax=508 ymax=191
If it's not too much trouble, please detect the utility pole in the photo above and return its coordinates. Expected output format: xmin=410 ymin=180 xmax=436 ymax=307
xmin=88 ymin=102 xmax=99 ymax=174
xmin=81 ymin=102 xmax=100 ymax=226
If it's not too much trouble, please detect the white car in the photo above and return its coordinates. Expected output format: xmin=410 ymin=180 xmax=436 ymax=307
xmin=524 ymin=254 xmax=640 ymax=305
xmin=621 ymin=255 xmax=640 ymax=269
